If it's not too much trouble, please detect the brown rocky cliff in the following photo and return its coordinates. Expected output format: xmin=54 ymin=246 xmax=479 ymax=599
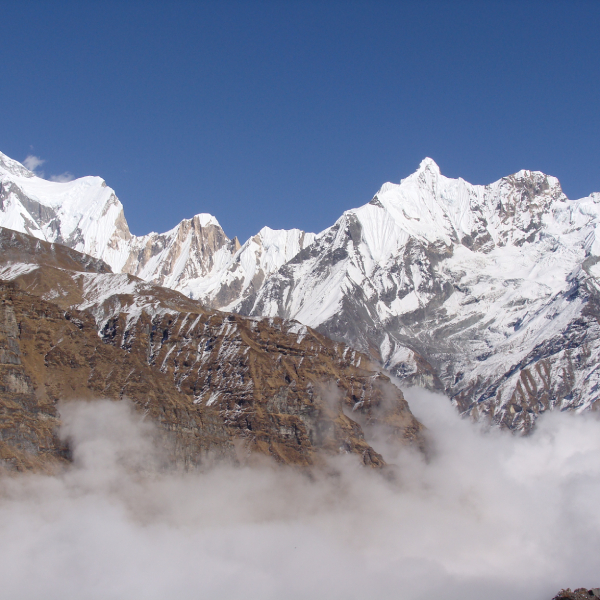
xmin=102 ymin=308 xmax=424 ymax=467
xmin=0 ymin=229 xmax=424 ymax=471
xmin=0 ymin=283 xmax=233 ymax=472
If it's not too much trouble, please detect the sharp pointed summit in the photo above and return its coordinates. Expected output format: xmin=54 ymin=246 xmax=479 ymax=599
xmin=416 ymin=156 xmax=441 ymax=174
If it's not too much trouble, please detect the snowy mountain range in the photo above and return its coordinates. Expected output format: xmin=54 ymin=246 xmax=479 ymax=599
xmin=2 ymin=149 xmax=600 ymax=430
xmin=0 ymin=151 xmax=314 ymax=310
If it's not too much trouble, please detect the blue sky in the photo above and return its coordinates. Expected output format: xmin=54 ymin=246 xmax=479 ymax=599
xmin=1 ymin=0 xmax=598 ymax=242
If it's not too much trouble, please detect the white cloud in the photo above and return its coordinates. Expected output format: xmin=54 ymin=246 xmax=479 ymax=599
xmin=22 ymin=154 xmax=45 ymax=174
xmin=0 ymin=394 xmax=598 ymax=599
xmin=49 ymin=172 xmax=75 ymax=183
xmin=21 ymin=155 xmax=75 ymax=182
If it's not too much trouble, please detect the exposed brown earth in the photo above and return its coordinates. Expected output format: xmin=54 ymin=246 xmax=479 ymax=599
xmin=0 ymin=228 xmax=424 ymax=472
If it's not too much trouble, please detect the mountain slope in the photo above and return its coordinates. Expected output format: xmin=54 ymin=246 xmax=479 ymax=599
xmin=234 ymin=159 xmax=600 ymax=429
xmin=3 ymin=149 xmax=600 ymax=430
xmin=0 ymin=227 xmax=423 ymax=471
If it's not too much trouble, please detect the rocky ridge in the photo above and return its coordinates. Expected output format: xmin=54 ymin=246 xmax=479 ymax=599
xmin=0 ymin=227 xmax=423 ymax=471
xmin=552 ymin=589 xmax=600 ymax=600
xmin=236 ymin=159 xmax=600 ymax=430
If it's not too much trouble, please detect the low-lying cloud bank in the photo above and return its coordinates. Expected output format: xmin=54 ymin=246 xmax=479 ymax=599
xmin=1 ymin=390 xmax=599 ymax=600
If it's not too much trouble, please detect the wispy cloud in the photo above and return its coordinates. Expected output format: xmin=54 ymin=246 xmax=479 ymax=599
xmin=22 ymin=155 xmax=75 ymax=182
xmin=49 ymin=172 xmax=75 ymax=183
xmin=22 ymin=154 xmax=45 ymax=174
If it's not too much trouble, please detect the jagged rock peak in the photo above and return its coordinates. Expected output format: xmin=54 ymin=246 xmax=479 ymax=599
xmin=5 ymin=145 xmax=600 ymax=434
xmin=190 ymin=212 xmax=221 ymax=229
xmin=232 ymin=158 xmax=600 ymax=432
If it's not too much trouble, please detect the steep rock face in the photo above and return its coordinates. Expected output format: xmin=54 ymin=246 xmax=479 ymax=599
xmin=123 ymin=214 xmax=239 ymax=291
xmin=0 ymin=229 xmax=424 ymax=471
xmin=0 ymin=282 xmax=231 ymax=472
xmin=0 ymin=294 xmax=63 ymax=472
xmin=0 ymin=151 xmax=314 ymax=309
xmin=235 ymin=160 xmax=600 ymax=430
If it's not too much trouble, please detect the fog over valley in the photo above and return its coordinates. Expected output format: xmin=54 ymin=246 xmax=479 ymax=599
xmin=1 ymin=391 xmax=599 ymax=600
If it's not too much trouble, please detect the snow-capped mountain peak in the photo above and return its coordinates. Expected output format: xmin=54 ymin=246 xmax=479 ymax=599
xmin=0 ymin=151 xmax=35 ymax=179
xmin=232 ymin=160 xmax=600 ymax=431
xmin=0 ymin=154 xmax=132 ymax=268
xmin=415 ymin=156 xmax=441 ymax=175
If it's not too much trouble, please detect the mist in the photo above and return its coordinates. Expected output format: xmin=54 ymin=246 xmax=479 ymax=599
xmin=1 ymin=390 xmax=599 ymax=600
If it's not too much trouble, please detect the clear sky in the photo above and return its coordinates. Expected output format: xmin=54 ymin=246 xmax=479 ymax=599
xmin=1 ymin=0 xmax=598 ymax=243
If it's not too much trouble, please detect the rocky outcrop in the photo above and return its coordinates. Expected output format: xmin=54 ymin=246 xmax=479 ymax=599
xmin=553 ymin=589 xmax=600 ymax=600
xmin=0 ymin=229 xmax=424 ymax=472
xmin=0 ymin=295 xmax=63 ymax=472
xmin=0 ymin=282 xmax=232 ymax=472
